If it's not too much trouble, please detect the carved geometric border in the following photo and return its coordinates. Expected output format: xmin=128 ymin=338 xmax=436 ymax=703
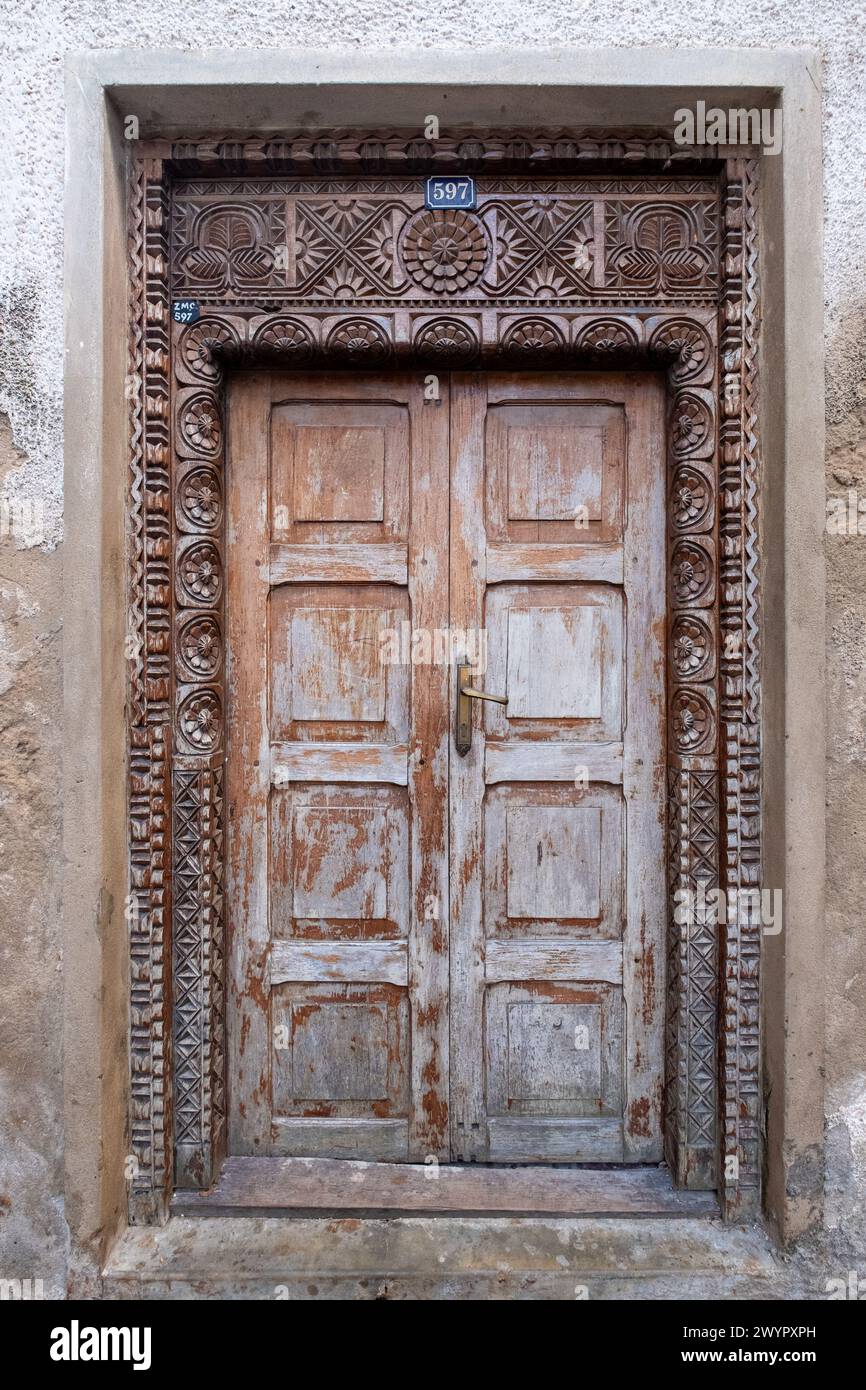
xmin=127 ymin=158 xmax=172 ymax=1223
xmin=718 ymin=158 xmax=762 ymax=1219
xmin=126 ymin=135 xmax=760 ymax=1224
xmin=160 ymin=126 xmax=729 ymax=177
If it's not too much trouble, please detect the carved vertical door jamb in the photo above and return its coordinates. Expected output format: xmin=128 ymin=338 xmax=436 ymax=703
xmin=171 ymin=311 xmax=242 ymax=1190
xmin=718 ymin=157 xmax=762 ymax=1219
xmin=127 ymin=156 xmax=173 ymax=1223
xmin=657 ymin=311 xmax=722 ymax=1191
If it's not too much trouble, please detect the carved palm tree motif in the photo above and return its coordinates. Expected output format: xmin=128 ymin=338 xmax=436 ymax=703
xmin=177 ymin=205 xmax=276 ymax=294
xmin=608 ymin=203 xmax=716 ymax=295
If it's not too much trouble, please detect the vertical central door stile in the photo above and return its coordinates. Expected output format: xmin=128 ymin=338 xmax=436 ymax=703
xmin=406 ymin=380 xmax=451 ymax=1160
xmin=226 ymin=372 xmax=272 ymax=1155
xmin=621 ymin=374 xmax=668 ymax=1150
xmin=448 ymin=374 xmax=486 ymax=1151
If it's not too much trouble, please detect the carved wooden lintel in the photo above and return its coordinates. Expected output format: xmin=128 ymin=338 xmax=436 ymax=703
xmin=139 ymin=127 xmax=731 ymax=177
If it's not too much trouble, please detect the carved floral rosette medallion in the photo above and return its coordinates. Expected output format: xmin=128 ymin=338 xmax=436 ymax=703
xmin=127 ymin=134 xmax=761 ymax=1225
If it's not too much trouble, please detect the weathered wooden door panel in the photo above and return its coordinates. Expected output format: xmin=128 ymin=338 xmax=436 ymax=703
xmin=228 ymin=369 xmax=666 ymax=1166
xmin=449 ymin=373 xmax=667 ymax=1163
xmin=227 ymin=372 xmax=449 ymax=1162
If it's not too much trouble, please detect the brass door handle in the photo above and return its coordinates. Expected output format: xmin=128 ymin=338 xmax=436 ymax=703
xmin=456 ymin=660 xmax=507 ymax=755
xmin=461 ymin=686 xmax=508 ymax=705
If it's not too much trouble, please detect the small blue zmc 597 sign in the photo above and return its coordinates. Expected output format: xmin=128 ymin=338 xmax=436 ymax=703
xmin=172 ymin=300 xmax=200 ymax=325
xmin=424 ymin=176 xmax=477 ymax=210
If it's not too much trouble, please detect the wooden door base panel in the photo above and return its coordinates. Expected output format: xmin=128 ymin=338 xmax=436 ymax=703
xmin=171 ymin=1158 xmax=720 ymax=1219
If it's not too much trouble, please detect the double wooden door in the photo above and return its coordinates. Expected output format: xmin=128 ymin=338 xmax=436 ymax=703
xmin=227 ymin=369 xmax=666 ymax=1165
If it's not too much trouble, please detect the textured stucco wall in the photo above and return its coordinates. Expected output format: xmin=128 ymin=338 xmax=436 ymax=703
xmin=1 ymin=1 xmax=864 ymax=1295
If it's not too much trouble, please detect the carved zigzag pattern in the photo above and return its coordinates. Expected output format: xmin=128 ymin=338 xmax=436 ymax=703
xmin=686 ymin=772 xmax=720 ymax=1147
xmin=172 ymin=767 xmax=226 ymax=1157
xmin=172 ymin=771 xmax=206 ymax=1147
xmin=127 ymin=163 xmax=172 ymax=1224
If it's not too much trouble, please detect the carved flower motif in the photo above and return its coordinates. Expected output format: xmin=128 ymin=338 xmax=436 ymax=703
xmin=181 ymin=468 xmax=222 ymax=528
xmin=672 ymin=691 xmax=712 ymax=751
xmin=327 ymin=319 xmax=390 ymax=361
xmin=495 ymin=220 xmax=535 ymax=279
xmin=319 ymin=259 xmax=372 ymax=300
xmin=520 ymin=258 xmax=571 ymax=300
xmin=671 ymin=469 xmax=710 ymax=528
xmin=402 ymin=209 xmax=488 ymax=293
xmin=181 ymin=542 xmax=222 ymax=604
xmin=180 ymin=319 xmax=239 ymax=380
xmin=649 ymin=319 xmax=711 ymax=382
xmin=501 ymin=319 xmax=566 ymax=356
xmin=293 ymin=212 xmax=338 ymax=283
xmin=671 ymin=393 xmax=711 ymax=456
xmin=180 ymin=396 xmax=222 ymax=454
xmin=253 ymin=319 xmax=315 ymax=360
xmin=518 ymin=195 xmax=571 ymax=236
xmin=585 ymin=331 xmax=626 ymax=355
xmin=576 ymin=319 xmax=640 ymax=357
xmin=671 ymin=616 xmax=711 ymax=677
xmin=179 ymin=690 xmax=222 ymax=751
xmin=180 ymin=616 xmax=222 ymax=678
xmin=313 ymin=195 xmax=377 ymax=240
xmin=415 ymin=319 xmax=479 ymax=361
xmin=672 ymin=542 xmax=711 ymax=602
xmin=559 ymin=227 xmax=594 ymax=278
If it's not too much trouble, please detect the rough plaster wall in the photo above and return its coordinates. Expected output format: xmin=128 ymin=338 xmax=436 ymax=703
xmin=0 ymin=416 xmax=66 ymax=1297
xmin=825 ymin=373 xmax=866 ymax=1248
xmin=0 ymin=1 xmax=864 ymax=1290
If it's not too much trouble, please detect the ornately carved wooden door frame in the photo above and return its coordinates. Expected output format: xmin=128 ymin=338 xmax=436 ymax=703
xmin=126 ymin=130 xmax=761 ymax=1223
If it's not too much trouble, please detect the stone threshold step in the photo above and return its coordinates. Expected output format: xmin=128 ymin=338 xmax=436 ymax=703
xmin=100 ymin=1212 xmax=801 ymax=1301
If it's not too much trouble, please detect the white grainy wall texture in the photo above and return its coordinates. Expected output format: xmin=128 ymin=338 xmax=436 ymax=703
xmin=0 ymin=2 xmax=864 ymax=1297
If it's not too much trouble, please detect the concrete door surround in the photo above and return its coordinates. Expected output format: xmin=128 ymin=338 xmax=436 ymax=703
xmin=63 ymin=48 xmax=824 ymax=1289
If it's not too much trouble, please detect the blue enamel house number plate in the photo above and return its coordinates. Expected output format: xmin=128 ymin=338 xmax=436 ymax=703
xmin=424 ymin=176 xmax=477 ymax=210
xmin=172 ymin=300 xmax=200 ymax=325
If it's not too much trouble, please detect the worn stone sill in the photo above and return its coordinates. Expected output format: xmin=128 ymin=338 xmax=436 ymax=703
xmin=98 ymin=1213 xmax=809 ymax=1300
